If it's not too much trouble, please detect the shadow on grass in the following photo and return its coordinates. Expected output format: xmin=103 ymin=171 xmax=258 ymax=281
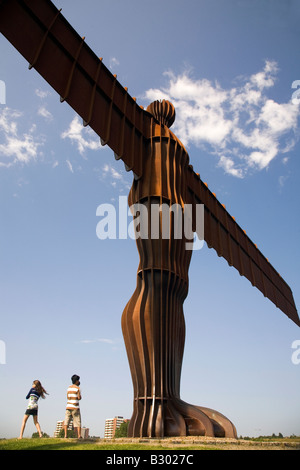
xmin=0 ymin=439 xmax=91 ymax=451
xmin=19 ymin=441 xmax=82 ymax=451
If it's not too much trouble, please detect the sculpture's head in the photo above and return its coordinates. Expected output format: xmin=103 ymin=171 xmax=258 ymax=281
xmin=146 ymin=99 xmax=176 ymax=128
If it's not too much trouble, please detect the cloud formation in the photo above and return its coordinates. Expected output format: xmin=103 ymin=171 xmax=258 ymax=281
xmin=0 ymin=107 xmax=42 ymax=167
xmin=80 ymin=338 xmax=115 ymax=344
xmin=38 ymin=106 xmax=53 ymax=121
xmin=145 ymin=61 xmax=300 ymax=177
xmin=98 ymin=163 xmax=131 ymax=191
xmin=79 ymin=338 xmax=120 ymax=347
xmin=66 ymin=159 xmax=74 ymax=173
xmin=61 ymin=115 xmax=101 ymax=156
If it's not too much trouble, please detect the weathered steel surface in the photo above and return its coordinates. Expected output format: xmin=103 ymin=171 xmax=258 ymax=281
xmin=187 ymin=172 xmax=299 ymax=326
xmin=0 ymin=0 xmax=149 ymax=179
xmin=122 ymin=101 xmax=237 ymax=437
xmin=1 ymin=0 xmax=299 ymax=438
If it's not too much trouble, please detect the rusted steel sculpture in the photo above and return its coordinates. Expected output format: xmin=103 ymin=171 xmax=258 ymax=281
xmin=1 ymin=0 xmax=299 ymax=438
xmin=122 ymin=100 xmax=237 ymax=437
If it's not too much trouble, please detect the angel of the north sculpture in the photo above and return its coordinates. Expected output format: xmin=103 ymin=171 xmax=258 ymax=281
xmin=0 ymin=0 xmax=299 ymax=438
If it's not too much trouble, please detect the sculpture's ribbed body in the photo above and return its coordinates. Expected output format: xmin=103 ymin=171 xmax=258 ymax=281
xmin=122 ymin=101 xmax=237 ymax=438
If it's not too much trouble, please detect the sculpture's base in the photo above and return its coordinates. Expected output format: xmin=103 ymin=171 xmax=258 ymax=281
xmin=128 ymin=397 xmax=237 ymax=439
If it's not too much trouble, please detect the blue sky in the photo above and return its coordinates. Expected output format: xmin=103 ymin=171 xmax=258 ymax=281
xmin=0 ymin=0 xmax=300 ymax=439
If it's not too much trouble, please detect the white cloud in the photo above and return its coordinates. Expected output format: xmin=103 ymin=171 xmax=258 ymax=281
xmin=61 ymin=115 xmax=101 ymax=156
xmin=258 ymin=99 xmax=298 ymax=134
xmin=0 ymin=107 xmax=42 ymax=167
xmin=0 ymin=108 xmax=21 ymax=135
xmin=66 ymin=159 xmax=74 ymax=173
xmin=103 ymin=163 xmax=122 ymax=180
xmin=218 ymin=156 xmax=244 ymax=178
xmin=145 ymin=60 xmax=300 ymax=177
xmin=38 ymin=106 xmax=53 ymax=121
xmin=109 ymin=57 xmax=120 ymax=70
xmin=35 ymin=88 xmax=50 ymax=99
xmin=279 ymin=174 xmax=290 ymax=189
xmin=79 ymin=338 xmax=119 ymax=345
xmin=249 ymin=60 xmax=278 ymax=91
xmin=101 ymin=163 xmax=131 ymax=190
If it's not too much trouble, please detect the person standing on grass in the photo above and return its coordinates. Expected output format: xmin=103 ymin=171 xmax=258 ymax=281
xmin=63 ymin=374 xmax=82 ymax=438
xmin=18 ymin=380 xmax=48 ymax=439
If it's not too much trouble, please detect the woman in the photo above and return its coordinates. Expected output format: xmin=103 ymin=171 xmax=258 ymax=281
xmin=18 ymin=380 xmax=48 ymax=439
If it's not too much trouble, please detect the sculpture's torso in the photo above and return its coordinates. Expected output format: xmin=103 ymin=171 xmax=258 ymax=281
xmin=122 ymin=101 xmax=237 ymax=438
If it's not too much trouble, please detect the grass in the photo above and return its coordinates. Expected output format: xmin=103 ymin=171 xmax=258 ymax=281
xmin=1 ymin=436 xmax=300 ymax=451
xmin=0 ymin=438 xmax=217 ymax=451
xmin=0 ymin=437 xmax=300 ymax=452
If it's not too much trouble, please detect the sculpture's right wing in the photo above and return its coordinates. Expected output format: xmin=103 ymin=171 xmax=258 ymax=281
xmin=0 ymin=0 xmax=151 ymax=178
xmin=187 ymin=168 xmax=300 ymax=327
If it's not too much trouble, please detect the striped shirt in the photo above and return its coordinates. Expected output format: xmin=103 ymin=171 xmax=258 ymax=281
xmin=66 ymin=384 xmax=81 ymax=410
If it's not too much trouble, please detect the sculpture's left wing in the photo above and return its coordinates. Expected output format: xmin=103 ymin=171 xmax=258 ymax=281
xmin=187 ymin=167 xmax=300 ymax=327
xmin=0 ymin=0 xmax=151 ymax=178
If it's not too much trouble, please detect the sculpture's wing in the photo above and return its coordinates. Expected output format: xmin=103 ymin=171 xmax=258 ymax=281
xmin=1 ymin=0 xmax=298 ymax=327
xmin=0 ymin=0 xmax=150 ymax=178
xmin=187 ymin=168 xmax=300 ymax=327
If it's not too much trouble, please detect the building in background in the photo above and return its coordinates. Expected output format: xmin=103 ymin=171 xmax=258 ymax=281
xmin=54 ymin=419 xmax=73 ymax=437
xmin=81 ymin=427 xmax=89 ymax=439
xmin=54 ymin=419 xmax=89 ymax=438
xmin=104 ymin=416 xmax=129 ymax=438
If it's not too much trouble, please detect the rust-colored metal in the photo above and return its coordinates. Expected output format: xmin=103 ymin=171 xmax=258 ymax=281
xmin=122 ymin=102 xmax=237 ymax=437
xmin=0 ymin=0 xmax=149 ymax=178
xmin=1 ymin=0 xmax=299 ymax=438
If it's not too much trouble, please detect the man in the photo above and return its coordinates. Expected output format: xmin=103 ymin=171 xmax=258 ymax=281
xmin=63 ymin=374 xmax=82 ymax=438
